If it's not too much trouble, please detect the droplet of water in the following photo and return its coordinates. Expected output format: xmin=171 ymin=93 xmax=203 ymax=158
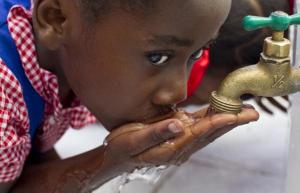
xmin=165 ymin=141 xmax=175 ymax=146
xmin=103 ymin=139 xmax=108 ymax=146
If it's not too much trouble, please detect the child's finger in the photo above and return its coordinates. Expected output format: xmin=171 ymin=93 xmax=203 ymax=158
xmin=189 ymin=107 xmax=259 ymax=144
xmin=205 ymin=125 xmax=235 ymax=144
xmin=172 ymin=125 xmax=235 ymax=166
xmin=190 ymin=106 xmax=209 ymax=119
xmin=105 ymin=123 xmax=144 ymax=143
xmin=191 ymin=107 xmax=258 ymax=145
xmin=134 ymin=143 xmax=177 ymax=165
xmin=125 ymin=119 xmax=184 ymax=156
xmin=242 ymin=104 xmax=255 ymax=109
xmin=134 ymin=108 xmax=259 ymax=166
xmin=190 ymin=113 xmax=238 ymax=137
xmin=180 ymin=125 xmax=235 ymax=161
xmin=237 ymin=107 xmax=260 ymax=124
xmin=167 ymin=113 xmax=238 ymax=150
xmin=178 ymin=108 xmax=259 ymax=161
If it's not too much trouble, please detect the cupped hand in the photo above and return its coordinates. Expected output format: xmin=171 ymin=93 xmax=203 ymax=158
xmin=104 ymin=105 xmax=259 ymax=172
xmin=104 ymin=118 xmax=184 ymax=171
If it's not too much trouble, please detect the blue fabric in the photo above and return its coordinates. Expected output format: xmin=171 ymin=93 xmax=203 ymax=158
xmin=0 ymin=0 xmax=45 ymax=141
xmin=0 ymin=0 xmax=31 ymax=26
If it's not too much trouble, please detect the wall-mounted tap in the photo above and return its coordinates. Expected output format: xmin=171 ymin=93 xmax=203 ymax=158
xmin=209 ymin=11 xmax=300 ymax=114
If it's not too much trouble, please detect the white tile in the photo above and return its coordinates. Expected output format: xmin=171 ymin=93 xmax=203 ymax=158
xmin=54 ymin=124 xmax=108 ymax=159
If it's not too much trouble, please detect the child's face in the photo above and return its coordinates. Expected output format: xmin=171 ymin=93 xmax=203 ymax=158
xmin=58 ymin=0 xmax=231 ymax=130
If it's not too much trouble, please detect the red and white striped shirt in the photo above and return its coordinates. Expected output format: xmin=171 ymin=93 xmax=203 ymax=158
xmin=0 ymin=5 xmax=97 ymax=182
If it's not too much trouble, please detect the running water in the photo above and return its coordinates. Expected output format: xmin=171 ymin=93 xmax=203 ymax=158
xmin=111 ymin=165 xmax=168 ymax=193
xmin=103 ymin=136 xmax=167 ymax=192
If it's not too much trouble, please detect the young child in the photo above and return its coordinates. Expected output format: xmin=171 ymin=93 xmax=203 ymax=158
xmin=0 ymin=0 xmax=259 ymax=192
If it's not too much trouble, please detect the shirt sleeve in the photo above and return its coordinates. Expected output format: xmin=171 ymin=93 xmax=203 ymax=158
xmin=0 ymin=59 xmax=31 ymax=182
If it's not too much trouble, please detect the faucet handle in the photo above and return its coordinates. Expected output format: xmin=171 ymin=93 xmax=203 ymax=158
xmin=243 ymin=11 xmax=300 ymax=31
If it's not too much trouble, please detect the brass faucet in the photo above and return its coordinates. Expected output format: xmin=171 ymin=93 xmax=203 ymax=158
xmin=209 ymin=11 xmax=300 ymax=114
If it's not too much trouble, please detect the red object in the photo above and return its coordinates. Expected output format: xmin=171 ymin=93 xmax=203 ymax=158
xmin=187 ymin=49 xmax=210 ymax=97
xmin=0 ymin=6 xmax=97 ymax=182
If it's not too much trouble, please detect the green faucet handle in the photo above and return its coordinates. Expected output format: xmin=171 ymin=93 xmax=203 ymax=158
xmin=243 ymin=11 xmax=300 ymax=31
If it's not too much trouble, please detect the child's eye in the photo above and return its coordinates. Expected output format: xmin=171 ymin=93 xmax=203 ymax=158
xmin=187 ymin=49 xmax=204 ymax=67
xmin=190 ymin=49 xmax=203 ymax=60
xmin=146 ymin=52 xmax=171 ymax=66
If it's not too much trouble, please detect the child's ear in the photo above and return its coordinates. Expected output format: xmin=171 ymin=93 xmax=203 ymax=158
xmin=32 ymin=0 xmax=67 ymax=50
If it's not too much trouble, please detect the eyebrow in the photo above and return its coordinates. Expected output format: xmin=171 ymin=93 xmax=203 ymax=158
xmin=147 ymin=35 xmax=194 ymax=47
xmin=147 ymin=32 xmax=220 ymax=48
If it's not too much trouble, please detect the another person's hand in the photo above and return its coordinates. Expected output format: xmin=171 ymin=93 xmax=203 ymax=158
xmin=104 ymin=106 xmax=259 ymax=172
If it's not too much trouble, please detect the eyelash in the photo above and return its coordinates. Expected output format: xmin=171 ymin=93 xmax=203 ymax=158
xmin=187 ymin=39 xmax=216 ymax=65
xmin=146 ymin=51 xmax=174 ymax=67
xmin=190 ymin=49 xmax=203 ymax=60
xmin=146 ymin=40 xmax=216 ymax=67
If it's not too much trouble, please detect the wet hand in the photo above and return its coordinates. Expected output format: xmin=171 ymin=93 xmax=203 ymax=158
xmin=103 ymin=118 xmax=184 ymax=171
xmin=134 ymin=105 xmax=259 ymax=166
xmin=104 ymin=105 xmax=259 ymax=171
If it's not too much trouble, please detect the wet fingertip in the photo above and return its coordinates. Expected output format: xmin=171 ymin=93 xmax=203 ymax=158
xmin=211 ymin=113 xmax=236 ymax=120
xmin=253 ymin=111 xmax=260 ymax=121
xmin=245 ymin=108 xmax=260 ymax=121
xmin=211 ymin=113 xmax=237 ymax=127
xmin=241 ymin=106 xmax=258 ymax=114
xmin=167 ymin=120 xmax=183 ymax=134
xmin=250 ymin=109 xmax=261 ymax=120
xmin=205 ymin=106 xmax=217 ymax=116
xmin=242 ymin=104 xmax=255 ymax=109
xmin=245 ymin=110 xmax=260 ymax=122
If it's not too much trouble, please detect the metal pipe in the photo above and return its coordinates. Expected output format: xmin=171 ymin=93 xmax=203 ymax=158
xmin=209 ymin=53 xmax=300 ymax=113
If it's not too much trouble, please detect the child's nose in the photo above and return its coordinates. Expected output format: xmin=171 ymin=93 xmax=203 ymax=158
xmin=152 ymin=77 xmax=188 ymax=106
